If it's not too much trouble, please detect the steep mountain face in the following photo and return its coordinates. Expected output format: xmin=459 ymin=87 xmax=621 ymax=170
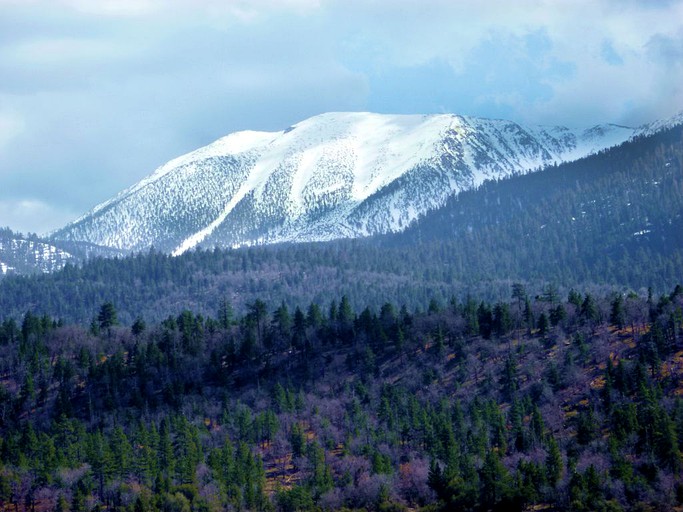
xmin=0 ymin=229 xmax=73 ymax=276
xmin=383 ymin=123 xmax=683 ymax=289
xmin=52 ymin=112 xmax=649 ymax=254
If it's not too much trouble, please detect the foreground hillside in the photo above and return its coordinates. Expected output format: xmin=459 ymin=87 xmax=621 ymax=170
xmin=0 ymin=285 xmax=682 ymax=511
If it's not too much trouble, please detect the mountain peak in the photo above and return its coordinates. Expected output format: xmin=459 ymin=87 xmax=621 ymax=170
xmin=52 ymin=111 xmax=668 ymax=254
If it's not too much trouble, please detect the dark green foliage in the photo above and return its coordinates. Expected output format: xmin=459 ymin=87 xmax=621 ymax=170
xmin=500 ymin=355 xmax=519 ymax=400
xmin=576 ymin=407 xmax=598 ymax=445
xmin=290 ymin=422 xmax=306 ymax=459
xmin=132 ymin=316 xmax=146 ymax=336
xmin=0 ymin=284 xmax=682 ymax=510
xmin=545 ymin=435 xmax=563 ymax=486
xmin=610 ymin=294 xmax=626 ymax=329
xmin=550 ymin=304 xmax=567 ymax=327
xmin=492 ymin=302 xmax=512 ymax=337
xmin=537 ymin=312 xmax=549 ymax=335
xmin=97 ymin=301 xmax=118 ymax=332
xmin=277 ymin=485 xmax=314 ymax=512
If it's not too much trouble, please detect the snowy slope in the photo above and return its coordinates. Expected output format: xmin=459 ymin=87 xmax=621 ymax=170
xmin=52 ymin=111 xmax=677 ymax=254
xmin=0 ymin=230 xmax=74 ymax=276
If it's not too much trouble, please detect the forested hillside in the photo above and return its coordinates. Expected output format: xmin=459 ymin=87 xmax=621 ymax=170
xmin=391 ymin=123 xmax=683 ymax=285
xmin=0 ymin=229 xmax=74 ymax=276
xmin=0 ymin=284 xmax=682 ymax=510
xmin=0 ymin=242 xmax=493 ymax=324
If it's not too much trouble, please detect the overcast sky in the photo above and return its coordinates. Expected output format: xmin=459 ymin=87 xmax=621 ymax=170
xmin=1 ymin=0 xmax=682 ymax=235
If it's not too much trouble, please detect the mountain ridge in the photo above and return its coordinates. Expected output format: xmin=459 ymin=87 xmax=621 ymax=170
xmin=0 ymin=228 xmax=74 ymax=276
xmin=51 ymin=111 xmax=682 ymax=254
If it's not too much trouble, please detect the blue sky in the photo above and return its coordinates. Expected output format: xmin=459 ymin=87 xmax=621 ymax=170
xmin=1 ymin=0 xmax=682 ymax=234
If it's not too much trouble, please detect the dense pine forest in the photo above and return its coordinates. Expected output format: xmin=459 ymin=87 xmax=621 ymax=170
xmin=1 ymin=283 xmax=682 ymax=511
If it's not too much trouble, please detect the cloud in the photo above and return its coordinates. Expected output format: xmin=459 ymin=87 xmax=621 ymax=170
xmin=0 ymin=0 xmax=682 ymax=233
xmin=0 ymin=0 xmax=321 ymax=19
xmin=324 ymin=0 xmax=683 ymax=125
xmin=601 ymin=40 xmax=624 ymax=66
xmin=0 ymin=111 xmax=24 ymax=153
xmin=0 ymin=199 xmax=76 ymax=235
xmin=0 ymin=2 xmax=369 ymax=234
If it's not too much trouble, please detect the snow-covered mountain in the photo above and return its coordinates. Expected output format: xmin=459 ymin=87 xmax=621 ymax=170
xmin=0 ymin=229 xmax=73 ymax=276
xmin=52 ymin=111 xmax=676 ymax=254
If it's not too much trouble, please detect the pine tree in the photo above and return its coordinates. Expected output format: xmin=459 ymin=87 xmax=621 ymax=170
xmin=97 ymin=301 xmax=118 ymax=337
xmin=610 ymin=294 xmax=626 ymax=329
xmin=537 ymin=312 xmax=549 ymax=336
xmin=132 ymin=317 xmax=146 ymax=337
xmin=545 ymin=434 xmax=563 ymax=487
xmin=217 ymin=299 xmax=234 ymax=329
xmin=110 ymin=426 xmax=133 ymax=478
xmin=290 ymin=422 xmax=306 ymax=459
xmin=480 ymin=449 xmax=510 ymax=509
